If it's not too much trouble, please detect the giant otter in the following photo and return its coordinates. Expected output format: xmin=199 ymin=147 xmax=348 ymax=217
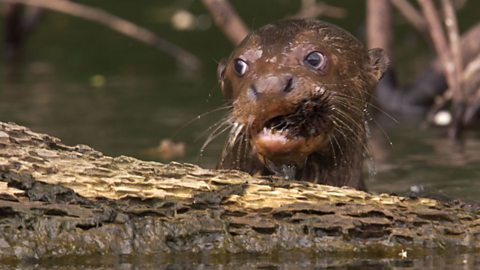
xmin=215 ymin=19 xmax=388 ymax=190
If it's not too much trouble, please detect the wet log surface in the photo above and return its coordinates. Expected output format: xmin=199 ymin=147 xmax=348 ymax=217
xmin=0 ymin=121 xmax=479 ymax=263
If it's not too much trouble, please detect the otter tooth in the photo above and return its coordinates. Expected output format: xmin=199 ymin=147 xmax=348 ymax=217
xmin=313 ymin=86 xmax=326 ymax=96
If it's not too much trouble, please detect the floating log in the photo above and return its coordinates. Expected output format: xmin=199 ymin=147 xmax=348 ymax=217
xmin=0 ymin=121 xmax=479 ymax=263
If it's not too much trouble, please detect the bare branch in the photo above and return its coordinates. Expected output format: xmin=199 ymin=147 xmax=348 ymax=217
xmin=416 ymin=0 xmax=468 ymax=139
xmin=0 ymin=0 xmax=201 ymax=70
xmin=367 ymin=0 xmax=393 ymax=57
xmin=442 ymin=0 xmax=463 ymax=97
xmin=442 ymin=0 xmax=464 ymax=139
xmin=417 ymin=0 xmax=452 ymax=81
xmin=290 ymin=0 xmax=347 ymax=19
xmin=201 ymin=0 xmax=249 ymax=46
xmin=462 ymin=55 xmax=480 ymax=123
xmin=417 ymin=1 xmax=454 ymax=103
xmin=463 ymin=55 xmax=480 ymax=83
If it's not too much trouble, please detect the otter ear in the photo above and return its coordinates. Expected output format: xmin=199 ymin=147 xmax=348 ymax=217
xmin=367 ymin=48 xmax=389 ymax=81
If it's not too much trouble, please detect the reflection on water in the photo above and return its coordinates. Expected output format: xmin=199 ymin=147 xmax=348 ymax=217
xmin=368 ymin=124 xmax=480 ymax=202
xmin=0 ymin=67 xmax=225 ymax=166
xmin=2 ymin=251 xmax=480 ymax=270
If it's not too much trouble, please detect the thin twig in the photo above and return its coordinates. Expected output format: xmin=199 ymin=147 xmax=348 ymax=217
xmin=201 ymin=0 xmax=249 ymax=46
xmin=442 ymin=0 xmax=463 ymax=99
xmin=417 ymin=0 xmax=455 ymax=118
xmin=442 ymin=0 xmax=465 ymax=139
xmin=463 ymin=55 xmax=480 ymax=82
xmin=427 ymin=22 xmax=480 ymax=117
xmin=418 ymin=0 xmax=466 ymax=139
xmin=462 ymin=55 xmax=480 ymax=123
xmin=417 ymin=0 xmax=453 ymax=85
xmin=0 ymin=0 xmax=201 ymax=70
xmin=290 ymin=0 xmax=347 ymax=19
xmin=366 ymin=0 xmax=393 ymax=56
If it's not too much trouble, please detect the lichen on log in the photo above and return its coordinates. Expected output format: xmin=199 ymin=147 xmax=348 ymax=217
xmin=0 ymin=121 xmax=479 ymax=262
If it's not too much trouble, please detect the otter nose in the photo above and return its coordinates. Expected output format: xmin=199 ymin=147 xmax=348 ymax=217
xmin=248 ymin=74 xmax=294 ymax=100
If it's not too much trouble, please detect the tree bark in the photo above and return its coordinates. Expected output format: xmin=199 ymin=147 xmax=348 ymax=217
xmin=0 ymin=121 xmax=479 ymax=262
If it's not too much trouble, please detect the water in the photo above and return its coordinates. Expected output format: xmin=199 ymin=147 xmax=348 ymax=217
xmin=1 ymin=0 xmax=480 ymax=268
xmin=2 ymin=252 xmax=480 ymax=269
xmin=367 ymin=123 xmax=480 ymax=202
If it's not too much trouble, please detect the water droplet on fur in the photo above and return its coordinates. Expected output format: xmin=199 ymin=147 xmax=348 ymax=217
xmin=281 ymin=164 xmax=297 ymax=180
xmin=265 ymin=159 xmax=297 ymax=180
xmin=364 ymin=121 xmax=371 ymax=138
xmin=366 ymin=156 xmax=377 ymax=180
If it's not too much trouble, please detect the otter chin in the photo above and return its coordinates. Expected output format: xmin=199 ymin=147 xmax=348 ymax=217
xmin=214 ymin=19 xmax=389 ymax=190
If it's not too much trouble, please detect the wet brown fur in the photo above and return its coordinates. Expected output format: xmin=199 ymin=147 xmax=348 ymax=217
xmin=214 ymin=19 xmax=388 ymax=190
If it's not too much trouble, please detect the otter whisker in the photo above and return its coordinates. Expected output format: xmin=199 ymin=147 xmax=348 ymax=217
xmin=334 ymin=93 xmax=398 ymax=124
xmin=235 ymin=131 xmax=246 ymax=168
xmin=218 ymin=122 xmax=245 ymax=167
xmin=333 ymin=106 xmax=367 ymax=138
xmin=200 ymin=118 xmax=233 ymax=155
xmin=331 ymin=115 xmax=369 ymax=155
xmin=331 ymin=124 xmax=360 ymax=154
xmin=332 ymin=116 xmax=365 ymax=152
xmin=173 ymin=104 xmax=232 ymax=138
xmin=192 ymin=104 xmax=235 ymax=157
xmin=241 ymin=133 xmax=250 ymax=169
xmin=311 ymin=160 xmax=321 ymax=184
xmin=199 ymin=115 xmax=232 ymax=140
xmin=330 ymin=114 xmax=364 ymax=144
xmin=334 ymin=95 xmax=395 ymax=146
xmin=325 ymin=92 xmax=371 ymax=154
xmin=328 ymin=134 xmax=339 ymax=168
xmin=371 ymin=118 xmax=393 ymax=146
xmin=226 ymin=122 xmax=245 ymax=151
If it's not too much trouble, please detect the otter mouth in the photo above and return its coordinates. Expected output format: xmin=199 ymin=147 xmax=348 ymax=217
xmin=251 ymin=96 xmax=331 ymax=164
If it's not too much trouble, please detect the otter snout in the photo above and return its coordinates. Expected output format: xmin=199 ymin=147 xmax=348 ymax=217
xmin=248 ymin=74 xmax=295 ymax=101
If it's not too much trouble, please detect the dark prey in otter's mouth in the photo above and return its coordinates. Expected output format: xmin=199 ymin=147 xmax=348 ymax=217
xmin=212 ymin=19 xmax=389 ymax=190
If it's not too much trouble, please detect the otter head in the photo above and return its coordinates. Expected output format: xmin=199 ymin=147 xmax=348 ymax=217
xmin=217 ymin=19 xmax=388 ymax=179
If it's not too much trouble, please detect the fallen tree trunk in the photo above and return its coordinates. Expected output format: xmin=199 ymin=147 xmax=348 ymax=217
xmin=0 ymin=121 xmax=479 ymax=263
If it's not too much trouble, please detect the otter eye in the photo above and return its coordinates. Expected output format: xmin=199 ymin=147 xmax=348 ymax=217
xmin=233 ymin=58 xmax=248 ymax=76
xmin=304 ymin=51 xmax=327 ymax=70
